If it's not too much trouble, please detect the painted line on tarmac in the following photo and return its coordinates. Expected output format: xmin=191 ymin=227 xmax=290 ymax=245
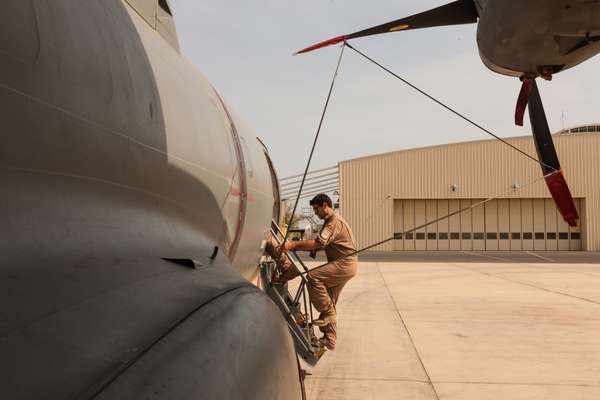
xmin=306 ymin=376 xmax=428 ymax=384
xmin=433 ymin=380 xmax=599 ymax=388
xmin=376 ymin=263 xmax=441 ymax=400
xmin=525 ymin=251 xmax=556 ymax=263
xmin=450 ymin=263 xmax=600 ymax=305
xmin=460 ymin=251 xmax=511 ymax=262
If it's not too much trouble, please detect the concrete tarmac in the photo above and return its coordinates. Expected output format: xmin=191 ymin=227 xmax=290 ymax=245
xmin=303 ymin=257 xmax=600 ymax=399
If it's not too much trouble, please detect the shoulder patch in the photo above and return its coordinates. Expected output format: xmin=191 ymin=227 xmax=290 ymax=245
xmin=319 ymin=227 xmax=333 ymax=242
xmin=317 ymin=218 xmax=340 ymax=247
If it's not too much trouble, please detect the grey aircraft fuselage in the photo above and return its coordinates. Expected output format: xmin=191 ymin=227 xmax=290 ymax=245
xmin=0 ymin=1 xmax=301 ymax=399
xmin=475 ymin=0 xmax=600 ymax=78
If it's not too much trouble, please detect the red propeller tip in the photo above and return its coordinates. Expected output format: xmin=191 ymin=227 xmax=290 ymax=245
xmin=545 ymin=170 xmax=579 ymax=227
xmin=295 ymin=35 xmax=348 ymax=55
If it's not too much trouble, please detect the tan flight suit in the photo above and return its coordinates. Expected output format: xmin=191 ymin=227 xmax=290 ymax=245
xmin=308 ymin=213 xmax=358 ymax=349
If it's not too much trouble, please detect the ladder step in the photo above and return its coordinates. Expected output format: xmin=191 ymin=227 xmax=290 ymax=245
xmin=260 ymin=258 xmax=325 ymax=366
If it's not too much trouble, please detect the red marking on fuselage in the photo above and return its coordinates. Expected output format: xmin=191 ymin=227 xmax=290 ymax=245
xmin=229 ymin=186 xmax=253 ymax=202
xmin=211 ymin=87 xmax=248 ymax=260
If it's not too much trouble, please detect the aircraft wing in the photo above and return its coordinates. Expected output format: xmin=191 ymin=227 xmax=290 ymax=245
xmin=296 ymin=0 xmax=478 ymax=54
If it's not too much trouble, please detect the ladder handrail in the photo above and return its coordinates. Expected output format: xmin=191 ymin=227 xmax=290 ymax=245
xmin=270 ymin=220 xmax=312 ymax=315
xmin=261 ymin=221 xmax=324 ymax=365
xmin=270 ymin=221 xmax=311 ymax=275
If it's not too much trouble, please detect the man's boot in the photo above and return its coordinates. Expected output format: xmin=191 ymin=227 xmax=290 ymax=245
xmin=319 ymin=336 xmax=335 ymax=351
xmin=312 ymin=310 xmax=336 ymax=327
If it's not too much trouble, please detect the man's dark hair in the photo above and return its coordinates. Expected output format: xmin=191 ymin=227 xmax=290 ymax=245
xmin=309 ymin=193 xmax=332 ymax=208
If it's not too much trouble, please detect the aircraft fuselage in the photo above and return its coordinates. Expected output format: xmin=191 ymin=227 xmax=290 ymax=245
xmin=0 ymin=1 xmax=300 ymax=399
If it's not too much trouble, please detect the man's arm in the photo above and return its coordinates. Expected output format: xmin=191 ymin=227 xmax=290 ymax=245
xmin=283 ymin=239 xmax=320 ymax=252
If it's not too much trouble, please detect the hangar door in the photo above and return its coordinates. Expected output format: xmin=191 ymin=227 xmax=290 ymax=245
xmin=393 ymin=199 xmax=582 ymax=251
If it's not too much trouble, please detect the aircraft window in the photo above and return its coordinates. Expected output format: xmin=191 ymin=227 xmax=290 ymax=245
xmin=416 ymin=232 xmax=425 ymax=240
xmin=450 ymin=232 xmax=460 ymax=240
xmin=511 ymin=232 xmax=521 ymax=240
xmin=462 ymin=232 xmax=471 ymax=240
xmin=535 ymin=232 xmax=545 ymax=240
xmin=499 ymin=232 xmax=509 ymax=240
xmin=405 ymin=233 xmax=414 ymax=240
xmin=427 ymin=233 xmax=436 ymax=240
xmin=571 ymin=232 xmax=581 ymax=240
xmin=439 ymin=233 xmax=449 ymax=240
xmin=523 ymin=232 xmax=533 ymax=240
xmin=486 ymin=233 xmax=497 ymax=240
xmin=559 ymin=232 xmax=569 ymax=240
xmin=394 ymin=233 xmax=403 ymax=240
xmin=547 ymin=232 xmax=557 ymax=240
xmin=474 ymin=232 xmax=484 ymax=240
xmin=159 ymin=0 xmax=172 ymax=15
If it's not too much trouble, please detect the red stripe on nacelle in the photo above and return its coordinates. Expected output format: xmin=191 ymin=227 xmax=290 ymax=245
xmin=545 ymin=170 xmax=579 ymax=227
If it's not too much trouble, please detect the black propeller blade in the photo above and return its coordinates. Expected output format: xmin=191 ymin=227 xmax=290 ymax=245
xmin=296 ymin=0 xmax=478 ymax=54
xmin=528 ymin=79 xmax=578 ymax=226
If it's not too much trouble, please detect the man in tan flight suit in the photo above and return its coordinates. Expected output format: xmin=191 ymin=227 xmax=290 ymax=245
xmin=278 ymin=193 xmax=358 ymax=350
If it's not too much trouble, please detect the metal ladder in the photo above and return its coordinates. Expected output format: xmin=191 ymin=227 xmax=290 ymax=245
xmin=260 ymin=220 xmax=325 ymax=366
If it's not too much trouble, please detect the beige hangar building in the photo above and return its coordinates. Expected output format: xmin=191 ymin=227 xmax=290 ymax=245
xmin=338 ymin=126 xmax=600 ymax=252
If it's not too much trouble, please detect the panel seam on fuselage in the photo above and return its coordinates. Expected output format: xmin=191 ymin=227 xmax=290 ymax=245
xmin=0 ymin=82 xmax=229 ymax=182
xmin=0 ymin=165 xmax=210 ymax=219
xmin=0 ymin=268 xmax=182 ymax=341
xmin=83 ymin=283 xmax=252 ymax=400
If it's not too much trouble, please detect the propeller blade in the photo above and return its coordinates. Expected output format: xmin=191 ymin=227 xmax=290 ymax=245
xmin=528 ymin=80 xmax=579 ymax=226
xmin=295 ymin=0 xmax=478 ymax=54
xmin=515 ymin=78 xmax=533 ymax=126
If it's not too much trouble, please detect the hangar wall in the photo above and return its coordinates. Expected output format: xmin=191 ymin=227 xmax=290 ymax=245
xmin=339 ymin=132 xmax=600 ymax=251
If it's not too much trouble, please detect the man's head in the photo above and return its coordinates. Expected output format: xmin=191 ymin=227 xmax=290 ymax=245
xmin=310 ymin=194 xmax=333 ymax=220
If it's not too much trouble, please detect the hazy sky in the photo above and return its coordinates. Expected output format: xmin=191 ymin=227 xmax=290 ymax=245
xmin=170 ymin=0 xmax=600 ymax=179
